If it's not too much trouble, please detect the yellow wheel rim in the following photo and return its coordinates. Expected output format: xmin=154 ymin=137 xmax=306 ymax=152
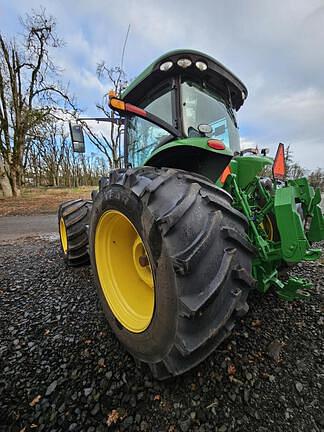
xmin=260 ymin=214 xmax=274 ymax=241
xmin=59 ymin=218 xmax=68 ymax=253
xmin=95 ymin=210 xmax=155 ymax=333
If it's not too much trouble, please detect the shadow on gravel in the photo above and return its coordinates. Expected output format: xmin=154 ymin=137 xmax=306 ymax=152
xmin=0 ymin=239 xmax=323 ymax=432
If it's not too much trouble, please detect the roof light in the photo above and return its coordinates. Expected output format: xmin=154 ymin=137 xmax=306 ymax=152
xmin=177 ymin=58 xmax=192 ymax=68
xmin=207 ymin=139 xmax=225 ymax=150
xmin=195 ymin=61 xmax=207 ymax=71
xmin=160 ymin=61 xmax=173 ymax=72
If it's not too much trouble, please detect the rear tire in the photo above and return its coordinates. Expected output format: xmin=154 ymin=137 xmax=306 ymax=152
xmin=89 ymin=167 xmax=255 ymax=379
xmin=58 ymin=199 xmax=92 ymax=267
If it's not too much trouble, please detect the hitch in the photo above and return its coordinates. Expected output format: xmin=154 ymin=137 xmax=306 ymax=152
xmin=271 ymin=276 xmax=311 ymax=301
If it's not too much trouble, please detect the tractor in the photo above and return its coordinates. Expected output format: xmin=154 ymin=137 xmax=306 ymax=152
xmin=58 ymin=50 xmax=324 ymax=379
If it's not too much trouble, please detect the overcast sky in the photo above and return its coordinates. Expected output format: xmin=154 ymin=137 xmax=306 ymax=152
xmin=1 ymin=0 xmax=323 ymax=169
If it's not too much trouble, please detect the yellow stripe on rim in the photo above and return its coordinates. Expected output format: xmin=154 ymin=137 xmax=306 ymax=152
xmin=95 ymin=210 xmax=155 ymax=333
xmin=59 ymin=217 xmax=68 ymax=253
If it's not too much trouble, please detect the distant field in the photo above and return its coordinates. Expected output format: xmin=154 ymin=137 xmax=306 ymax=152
xmin=0 ymin=186 xmax=94 ymax=216
xmin=1 ymin=187 xmax=323 ymax=217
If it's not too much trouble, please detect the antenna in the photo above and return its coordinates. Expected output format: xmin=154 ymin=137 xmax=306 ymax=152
xmin=120 ymin=24 xmax=131 ymax=72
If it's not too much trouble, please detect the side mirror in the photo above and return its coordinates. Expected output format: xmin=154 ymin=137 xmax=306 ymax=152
xmin=69 ymin=122 xmax=85 ymax=153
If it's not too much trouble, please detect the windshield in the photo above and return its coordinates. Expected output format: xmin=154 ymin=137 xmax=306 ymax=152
xmin=127 ymin=84 xmax=172 ymax=167
xmin=181 ymin=81 xmax=240 ymax=152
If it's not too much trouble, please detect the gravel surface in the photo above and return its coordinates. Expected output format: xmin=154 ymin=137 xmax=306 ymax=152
xmin=0 ymin=238 xmax=323 ymax=432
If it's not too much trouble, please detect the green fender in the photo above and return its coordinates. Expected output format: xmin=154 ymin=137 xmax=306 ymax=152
xmin=274 ymin=186 xmax=320 ymax=262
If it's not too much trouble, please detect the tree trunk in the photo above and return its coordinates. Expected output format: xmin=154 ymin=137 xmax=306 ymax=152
xmin=51 ymin=173 xmax=57 ymax=186
xmin=9 ymin=169 xmax=21 ymax=197
xmin=35 ymin=169 xmax=40 ymax=187
xmin=0 ymin=158 xmax=13 ymax=197
xmin=0 ymin=171 xmax=13 ymax=197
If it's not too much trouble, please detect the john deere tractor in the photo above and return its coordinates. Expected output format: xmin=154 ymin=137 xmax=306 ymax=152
xmin=58 ymin=50 xmax=323 ymax=379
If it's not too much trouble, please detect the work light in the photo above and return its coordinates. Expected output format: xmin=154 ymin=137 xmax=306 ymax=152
xmin=159 ymin=61 xmax=173 ymax=71
xmin=195 ymin=61 xmax=207 ymax=71
xmin=177 ymin=58 xmax=192 ymax=68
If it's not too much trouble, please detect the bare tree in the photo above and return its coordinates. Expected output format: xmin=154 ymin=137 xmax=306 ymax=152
xmin=308 ymin=168 xmax=324 ymax=191
xmin=30 ymin=121 xmax=66 ymax=186
xmin=288 ymin=162 xmax=305 ymax=180
xmin=23 ymin=120 xmax=107 ymax=188
xmin=82 ymin=26 xmax=130 ymax=169
xmin=0 ymin=8 xmax=76 ymax=196
xmin=284 ymin=145 xmax=305 ymax=180
xmin=82 ymin=65 xmax=127 ymax=169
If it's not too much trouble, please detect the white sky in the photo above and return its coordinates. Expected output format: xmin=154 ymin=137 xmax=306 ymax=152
xmin=1 ymin=0 xmax=323 ymax=169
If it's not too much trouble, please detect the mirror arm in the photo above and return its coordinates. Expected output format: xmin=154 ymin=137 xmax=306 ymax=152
xmin=78 ymin=117 xmax=122 ymax=125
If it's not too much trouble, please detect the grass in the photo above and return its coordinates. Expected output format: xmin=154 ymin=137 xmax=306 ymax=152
xmin=0 ymin=186 xmax=94 ymax=216
xmin=2 ymin=188 xmax=323 ymax=218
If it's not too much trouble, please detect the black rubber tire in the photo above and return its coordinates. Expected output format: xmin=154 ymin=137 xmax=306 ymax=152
xmin=58 ymin=199 xmax=92 ymax=267
xmin=89 ymin=167 xmax=255 ymax=379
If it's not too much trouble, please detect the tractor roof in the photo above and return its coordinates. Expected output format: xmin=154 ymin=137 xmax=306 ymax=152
xmin=121 ymin=49 xmax=248 ymax=110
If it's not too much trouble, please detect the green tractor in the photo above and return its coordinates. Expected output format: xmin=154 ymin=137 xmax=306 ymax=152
xmin=58 ymin=50 xmax=324 ymax=379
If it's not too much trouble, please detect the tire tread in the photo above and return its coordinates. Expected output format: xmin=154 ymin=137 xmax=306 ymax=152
xmin=95 ymin=167 xmax=255 ymax=379
xmin=58 ymin=199 xmax=92 ymax=267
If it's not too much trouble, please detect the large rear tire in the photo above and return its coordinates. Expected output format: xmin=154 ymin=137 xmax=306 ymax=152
xmin=89 ymin=167 xmax=255 ymax=379
xmin=58 ymin=199 xmax=92 ymax=267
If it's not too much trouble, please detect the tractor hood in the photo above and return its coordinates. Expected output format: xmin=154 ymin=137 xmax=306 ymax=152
xmin=121 ymin=49 xmax=248 ymax=111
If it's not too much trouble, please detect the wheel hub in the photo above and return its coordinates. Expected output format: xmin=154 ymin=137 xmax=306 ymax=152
xmin=95 ymin=210 xmax=155 ymax=333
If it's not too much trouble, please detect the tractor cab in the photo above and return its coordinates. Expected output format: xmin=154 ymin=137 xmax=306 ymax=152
xmin=111 ymin=50 xmax=248 ymax=181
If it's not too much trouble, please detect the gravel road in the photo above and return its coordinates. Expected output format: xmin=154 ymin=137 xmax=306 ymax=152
xmin=0 ymin=214 xmax=57 ymax=241
xmin=0 ymin=237 xmax=323 ymax=432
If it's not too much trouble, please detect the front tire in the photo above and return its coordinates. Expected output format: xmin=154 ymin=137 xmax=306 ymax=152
xmin=89 ymin=167 xmax=255 ymax=379
xmin=58 ymin=199 xmax=92 ymax=267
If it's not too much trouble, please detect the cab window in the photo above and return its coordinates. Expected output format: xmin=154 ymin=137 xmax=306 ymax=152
xmin=128 ymin=83 xmax=173 ymax=166
xmin=181 ymin=81 xmax=240 ymax=152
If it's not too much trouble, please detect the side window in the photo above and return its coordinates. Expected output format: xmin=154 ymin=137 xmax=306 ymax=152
xmin=181 ymin=81 xmax=240 ymax=152
xmin=144 ymin=90 xmax=172 ymax=125
xmin=128 ymin=117 xmax=170 ymax=167
xmin=127 ymin=84 xmax=173 ymax=167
